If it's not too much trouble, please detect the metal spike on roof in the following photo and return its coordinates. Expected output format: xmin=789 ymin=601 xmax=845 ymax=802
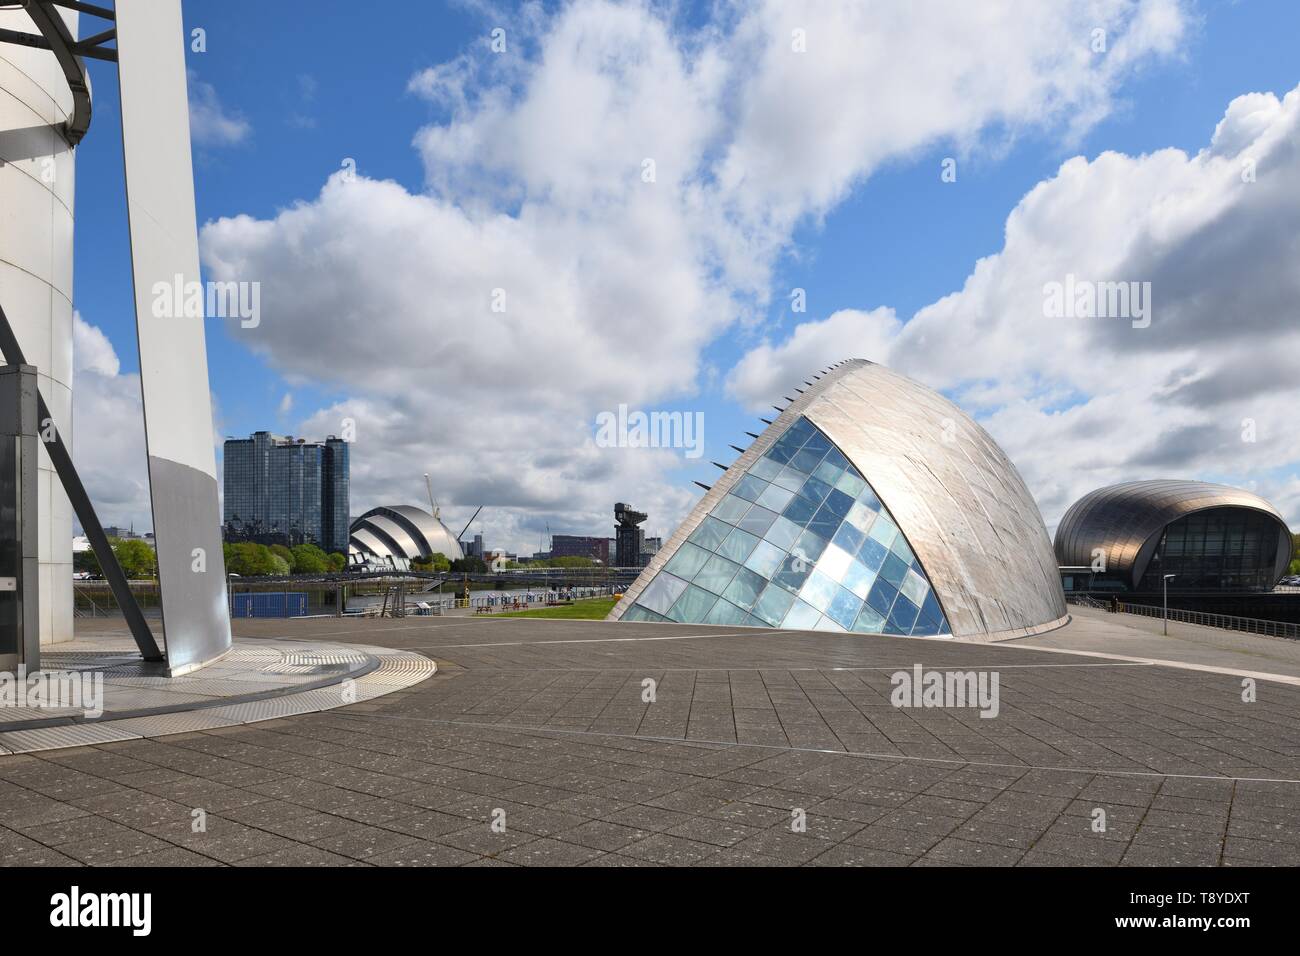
xmin=729 ymin=445 xmax=746 ymax=454
xmin=772 ymin=405 xmax=784 ymax=413
xmin=745 ymin=432 xmax=760 ymax=439
xmin=710 ymin=461 xmax=727 ymax=470
xmin=693 ymin=481 xmax=712 ymax=492
xmin=759 ymin=418 xmax=773 ymax=425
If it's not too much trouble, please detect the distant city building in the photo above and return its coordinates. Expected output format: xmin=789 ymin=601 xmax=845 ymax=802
xmin=459 ymin=533 xmax=485 ymax=559
xmin=551 ymin=534 xmax=610 ymax=564
xmin=615 ymin=502 xmax=647 ymax=567
xmin=223 ymin=431 xmax=350 ymax=553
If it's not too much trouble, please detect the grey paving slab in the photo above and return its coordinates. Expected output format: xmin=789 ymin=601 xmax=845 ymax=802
xmin=1 ymin=614 xmax=1297 ymax=866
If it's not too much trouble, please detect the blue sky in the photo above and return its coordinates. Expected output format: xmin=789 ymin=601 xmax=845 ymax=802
xmin=71 ymin=0 xmax=1300 ymax=550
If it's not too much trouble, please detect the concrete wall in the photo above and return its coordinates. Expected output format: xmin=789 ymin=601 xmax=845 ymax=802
xmin=0 ymin=7 xmax=78 ymax=644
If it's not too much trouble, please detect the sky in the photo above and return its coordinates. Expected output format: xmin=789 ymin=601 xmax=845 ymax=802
xmin=69 ymin=0 xmax=1300 ymax=555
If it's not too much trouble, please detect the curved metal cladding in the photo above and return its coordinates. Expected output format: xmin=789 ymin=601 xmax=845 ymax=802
xmin=0 ymin=4 xmax=79 ymax=644
xmin=349 ymin=505 xmax=465 ymax=563
xmin=1054 ymin=479 xmax=1292 ymax=588
xmin=611 ymin=359 xmax=1068 ymax=642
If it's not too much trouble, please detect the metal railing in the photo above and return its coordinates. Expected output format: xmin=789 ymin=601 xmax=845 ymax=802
xmin=1069 ymin=594 xmax=1300 ymax=640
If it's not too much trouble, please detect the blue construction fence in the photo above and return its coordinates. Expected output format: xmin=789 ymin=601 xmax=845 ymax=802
xmin=231 ymin=591 xmax=309 ymax=618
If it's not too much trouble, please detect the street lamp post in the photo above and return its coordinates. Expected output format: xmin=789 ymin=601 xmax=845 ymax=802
xmin=1163 ymin=573 xmax=1177 ymax=635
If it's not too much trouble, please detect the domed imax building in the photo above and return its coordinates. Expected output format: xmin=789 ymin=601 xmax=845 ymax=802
xmin=609 ymin=359 xmax=1068 ymax=641
xmin=1054 ymin=480 xmax=1292 ymax=593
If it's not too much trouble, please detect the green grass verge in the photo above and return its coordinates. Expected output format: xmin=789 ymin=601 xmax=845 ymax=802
xmin=493 ymin=597 xmax=618 ymax=619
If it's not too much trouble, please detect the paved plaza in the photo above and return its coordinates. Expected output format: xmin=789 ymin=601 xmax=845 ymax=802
xmin=2 ymin=611 xmax=1299 ymax=866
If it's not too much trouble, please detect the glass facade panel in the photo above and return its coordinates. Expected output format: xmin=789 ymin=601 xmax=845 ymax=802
xmin=667 ymin=584 xmax=716 ymax=622
xmin=1138 ymin=507 xmax=1284 ymax=591
xmin=694 ymin=554 xmax=741 ymax=595
xmin=665 ymin=542 xmax=711 ymax=581
xmin=625 ymin=416 xmax=950 ymax=636
xmin=717 ymin=526 xmax=760 ymax=564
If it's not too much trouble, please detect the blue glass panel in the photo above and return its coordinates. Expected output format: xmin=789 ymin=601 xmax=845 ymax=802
xmin=842 ymin=559 xmax=877 ymax=599
xmin=857 ymin=486 xmax=882 ymax=511
xmin=806 ymin=503 xmax=842 ymax=540
xmin=717 ymin=526 xmax=760 ymax=564
xmin=858 ymin=532 xmax=889 ymax=571
xmin=891 ymin=535 xmax=915 ymax=564
xmin=704 ymin=599 xmax=750 ymax=626
xmin=826 ymin=586 xmax=863 ymax=629
xmin=909 ymin=616 xmax=939 ymax=636
xmin=694 ymin=554 xmax=741 ymax=595
xmin=802 ymin=431 xmax=832 ymax=456
xmin=687 ymin=515 xmax=731 ymax=550
xmin=920 ymin=589 xmax=943 ymax=626
xmin=711 ymin=494 xmax=751 ymax=523
xmin=822 ymin=488 xmax=855 ymax=518
xmin=798 ymin=569 xmax=840 ymax=613
xmin=781 ymin=599 xmax=821 ymax=630
xmin=867 ymin=577 xmax=898 ymax=616
xmin=868 ymin=514 xmax=898 ymax=548
xmin=667 ymin=585 xmax=716 ymax=623
xmin=771 ymin=553 xmax=813 ymax=593
xmin=791 ymin=446 xmax=826 ymax=473
xmin=752 ymin=585 xmax=795 ymax=625
xmin=732 ymin=473 xmax=768 ymax=502
xmin=880 ymin=552 xmax=910 ymax=588
xmin=755 ymin=482 xmax=796 ymax=513
xmin=723 ymin=566 xmax=767 ymax=609
xmin=765 ymin=443 xmax=795 ymax=465
xmin=798 ymin=474 xmax=834 ymax=504
xmin=636 ymin=572 xmax=689 ymax=615
xmin=784 ymin=418 xmax=817 ymax=447
xmin=845 ymin=501 xmax=876 ymax=533
xmin=763 ymin=515 xmax=803 ymax=551
xmin=744 ymin=539 xmax=786 ymax=578
xmin=664 ymin=542 xmax=711 ymax=581
xmin=835 ymin=470 xmax=867 ymax=498
xmin=771 ymin=467 xmax=807 ymax=492
xmin=748 ymin=456 xmax=783 ymax=481
xmin=813 ymin=458 xmax=843 ymax=486
xmin=888 ymin=595 xmax=919 ymax=631
xmin=831 ymin=521 xmax=867 ymax=556
xmin=624 ymin=604 xmax=666 ymax=623
xmin=793 ymin=529 xmax=828 ymax=563
xmin=852 ymin=604 xmax=886 ymax=633
xmin=781 ymin=494 xmax=819 ymax=526
xmin=737 ymin=504 xmax=779 ymax=536
xmin=823 ymin=447 xmax=849 ymax=471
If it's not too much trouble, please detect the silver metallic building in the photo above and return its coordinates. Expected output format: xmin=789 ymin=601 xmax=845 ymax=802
xmin=1054 ymin=479 xmax=1292 ymax=591
xmin=610 ymin=359 xmax=1068 ymax=641
xmin=349 ymin=505 xmax=464 ymax=569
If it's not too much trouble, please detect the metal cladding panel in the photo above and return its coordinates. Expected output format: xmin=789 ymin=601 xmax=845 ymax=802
xmin=610 ymin=360 xmax=1068 ymax=642
xmin=357 ymin=515 xmax=421 ymax=560
xmin=116 ymin=0 xmax=231 ymax=672
xmin=1054 ymin=479 xmax=1292 ymax=587
xmin=350 ymin=506 xmax=464 ymax=561
xmin=350 ymin=527 xmax=391 ymax=558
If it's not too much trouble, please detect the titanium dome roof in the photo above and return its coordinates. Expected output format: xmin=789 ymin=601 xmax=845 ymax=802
xmin=610 ymin=359 xmax=1067 ymax=641
xmin=1054 ymin=479 xmax=1291 ymax=588
xmin=349 ymin=505 xmax=464 ymax=563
